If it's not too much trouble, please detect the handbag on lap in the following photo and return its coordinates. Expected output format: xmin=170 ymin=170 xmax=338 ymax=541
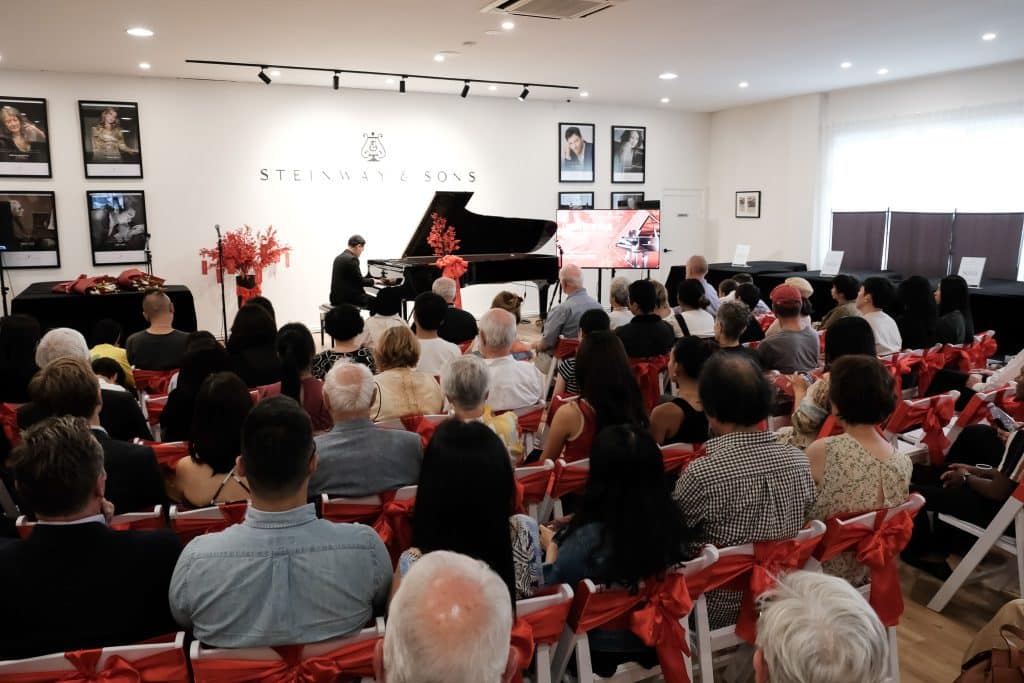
xmin=957 ymin=625 xmax=1024 ymax=683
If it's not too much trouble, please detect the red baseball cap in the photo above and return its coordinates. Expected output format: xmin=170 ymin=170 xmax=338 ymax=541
xmin=770 ymin=284 xmax=804 ymax=305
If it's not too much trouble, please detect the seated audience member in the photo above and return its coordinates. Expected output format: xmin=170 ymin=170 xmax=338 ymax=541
xmin=674 ymin=279 xmax=716 ymax=338
xmin=395 ymin=420 xmax=540 ymax=601
xmin=754 ymin=571 xmax=889 ymax=683
xmin=174 ymin=372 xmax=252 ymax=507
xmin=380 ymin=551 xmax=515 ymax=683
xmin=125 ymin=290 xmax=190 ymax=371
xmin=733 ymin=273 xmax=771 ymax=313
xmin=543 ymin=425 xmax=692 ymax=675
xmin=479 ymin=308 xmax=545 ymax=411
xmin=650 ymin=337 xmax=715 ymax=445
xmin=673 ymin=353 xmax=815 ymax=626
xmin=245 ymin=295 xmax=276 ymax=325
xmin=433 ymin=276 xmax=478 ymax=345
xmin=159 ymin=343 xmax=232 ymax=443
xmin=805 ymin=355 xmax=911 ymax=582
xmin=736 ymin=283 xmax=768 ymax=343
xmin=92 ymin=357 xmax=129 ymax=392
xmin=608 ymin=276 xmax=634 ymax=329
xmin=935 ymin=274 xmax=975 ymax=345
xmin=0 ymin=313 xmax=41 ymax=403
xmin=28 ymin=358 xmax=165 ymax=513
xmin=0 ymin=416 xmax=181 ymax=660
xmin=715 ymin=301 xmax=761 ymax=365
xmin=313 ymin=304 xmax=376 ymax=379
xmin=309 ymin=362 xmax=422 ymax=498
xmin=554 ymin=308 xmax=610 ymax=397
xmin=967 ymin=349 xmax=1024 ymax=395
xmin=757 ymin=285 xmax=820 ymax=374
xmin=412 ymin=292 xmax=461 ymax=376
xmin=615 ymin=279 xmax=676 ymax=357
xmin=819 ymin=274 xmax=862 ymax=331
xmin=718 ymin=277 xmax=738 ymax=301
xmin=443 ymin=355 xmax=522 ymax=466
xmin=895 ymin=275 xmax=938 ymax=351
xmin=364 ymin=286 xmax=408 ymax=349
xmin=541 ymin=331 xmax=647 ymax=462
xmin=88 ymin=318 xmax=134 ymax=389
xmin=531 ymin=264 xmax=601 ymax=366
xmin=226 ymin=303 xmax=282 ymax=388
xmin=765 ymin=277 xmax=814 ymax=336
xmin=489 ymin=291 xmax=534 ymax=359
xmin=651 ymin=279 xmax=684 ymax=338
xmin=170 ymin=396 xmax=391 ymax=647
xmin=960 ymin=599 xmax=1024 ymax=680
xmin=857 ymin=277 xmax=902 ymax=355
xmin=372 ymin=325 xmax=444 ymax=421
xmin=684 ymin=254 xmax=721 ymax=314
xmin=259 ymin=323 xmax=331 ymax=431
xmin=776 ymin=316 xmax=876 ymax=448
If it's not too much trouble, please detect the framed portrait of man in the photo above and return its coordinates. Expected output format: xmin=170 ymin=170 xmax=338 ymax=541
xmin=559 ymin=122 xmax=595 ymax=183
xmin=611 ymin=126 xmax=646 ymax=183
xmin=558 ymin=192 xmax=595 ymax=210
xmin=86 ymin=190 xmax=149 ymax=265
xmin=79 ymin=101 xmax=144 ymax=178
xmin=0 ymin=191 xmax=60 ymax=268
xmin=0 ymin=97 xmax=51 ymax=178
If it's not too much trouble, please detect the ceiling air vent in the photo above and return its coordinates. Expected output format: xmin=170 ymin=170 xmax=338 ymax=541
xmin=481 ymin=0 xmax=621 ymax=20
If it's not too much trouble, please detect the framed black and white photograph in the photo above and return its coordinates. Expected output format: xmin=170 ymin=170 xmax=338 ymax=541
xmin=735 ymin=190 xmax=761 ymax=218
xmin=611 ymin=192 xmax=645 ymax=209
xmin=87 ymin=191 xmax=148 ymax=265
xmin=559 ymin=122 xmax=595 ymax=183
xmin=611 ymin=125 xmax=645 ymax=183
xmin=78 ymin=100 xmax=144 ymax=178
xmin=0 ymin=191 xmax=60 ymax=268
xmin=558 ymin=191 xmax=595 ymax=210
xmin=0 ymin=97 xmax=51 ymax=178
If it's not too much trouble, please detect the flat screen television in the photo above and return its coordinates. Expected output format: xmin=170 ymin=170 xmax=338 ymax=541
xmin=555 ymin=209 xmax=661 ymax=269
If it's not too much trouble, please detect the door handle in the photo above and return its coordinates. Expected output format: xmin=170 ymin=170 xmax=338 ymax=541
xmin=677 ymin=213 xmax=689 ymax=217
xmin=663 ymin=248 xmax=673 ymax=253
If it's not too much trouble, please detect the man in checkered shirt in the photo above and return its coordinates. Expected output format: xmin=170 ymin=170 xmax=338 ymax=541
xmin=673 ymin=353 xmax=815 ymax=627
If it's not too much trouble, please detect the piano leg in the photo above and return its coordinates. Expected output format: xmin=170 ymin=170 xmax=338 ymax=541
xmin=540 ymin=282 xmax=553 ymax=319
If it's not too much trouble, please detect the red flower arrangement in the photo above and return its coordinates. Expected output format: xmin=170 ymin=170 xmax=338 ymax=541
xmin=428 ymin=213 xmax=468 ymax=308
xmin=199 ymin=225 xmax=291 ymax=304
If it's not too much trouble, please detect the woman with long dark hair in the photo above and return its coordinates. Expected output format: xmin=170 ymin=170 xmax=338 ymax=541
xmin=935 ymin=275 xmax=975 ymax=344
xmin=0 ymin=314 xmax=41 ymax=403
xmin=394 ymin=420 xmax=540 ymax=602
xmin=541 ymin=331 xmax=648 ymax=462
xmin=261 ymin=323 xmax=330 ymax=431
xmin=160 ymin=343 xmax=232 ymax=443
xmin=227 ymin=304 xmax=281 ymax=387
xmin=542 ymin=424 xmax=692 ymax=674
xmin=895 ymin=275 xmax=938 ymax=350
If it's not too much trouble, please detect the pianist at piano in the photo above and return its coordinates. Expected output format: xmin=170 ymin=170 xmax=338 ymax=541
xmin=329 ymin=234 xmax=381 ymax=309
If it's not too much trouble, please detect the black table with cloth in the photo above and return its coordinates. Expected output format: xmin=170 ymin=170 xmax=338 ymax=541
xmin=11 ymin=282 xmax=198 ymax=339
xmin=665 ymin=261 xmax=807 ymax=307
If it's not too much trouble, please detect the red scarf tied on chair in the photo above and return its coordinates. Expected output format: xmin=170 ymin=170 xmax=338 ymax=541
xmin=1 ymin=647 xmax=188 ymax=683
xmin=630 ymin=355 xmax=669 ymax=413
xmin=815 ymin=510 xmax=916 ymax=627
xmin=916 ymin=396 xmax=956 ymax=464
xmin=968 ymin=333 xmax=998 ymax=371
xmin=884 ymin=354 xmax=920 ymax=397
xmin=509 ymin=594 xmax=574 ymax=683
xmin=371 ymin=491 xmax=416 ymax=566
xmin=191 ymin=639 xmax=378 ymax=683
xmin=399 ymin=414 xmax=438 ymax=449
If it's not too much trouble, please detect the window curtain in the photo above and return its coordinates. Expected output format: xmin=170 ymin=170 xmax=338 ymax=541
xmin=950 ymin=213 xmax=1024 ymax=281
xmin=830 ymin=211 xmax=886 ymax=270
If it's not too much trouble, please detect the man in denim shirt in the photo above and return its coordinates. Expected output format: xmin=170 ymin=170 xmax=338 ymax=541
xmin=169 ymin=396 xmax=391 ymax=647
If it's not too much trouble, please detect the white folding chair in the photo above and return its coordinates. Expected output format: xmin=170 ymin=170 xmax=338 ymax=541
xmin=0 ymin=632 xmax=187 ymax=681
xmin=517 ymin=584 xmax=575 ymax=683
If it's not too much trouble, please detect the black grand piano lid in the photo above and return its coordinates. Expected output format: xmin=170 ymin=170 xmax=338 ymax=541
xmin=400 ymin=191 xmax=556 ymax=258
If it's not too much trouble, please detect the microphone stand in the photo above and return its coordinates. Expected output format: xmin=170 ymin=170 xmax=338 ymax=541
xmin=143 ymin=233 xmax=153 ymax=277
xmin=0 ymin=247 xmax=9 ymax=317
xmin=215 ymin=225 xmax=228 ymax=342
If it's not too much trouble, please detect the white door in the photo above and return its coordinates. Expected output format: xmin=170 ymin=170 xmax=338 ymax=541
xmin=657 ymin=189 xmax=707 ymax=278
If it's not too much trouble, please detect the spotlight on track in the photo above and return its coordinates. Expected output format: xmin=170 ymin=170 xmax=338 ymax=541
xmin=461 ymin=81 xmax=470 ymax=98
xmin=399 ymin=77 xmax=407 ymax=93
xmin=518 ymin=85 xmax=529 ymax=101
xmin=258 ymin=67 xmax=271 ymax=85
xmin=333 ymin=72 xmax=340 ymax=90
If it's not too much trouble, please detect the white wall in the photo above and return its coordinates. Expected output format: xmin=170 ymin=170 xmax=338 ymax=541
xmin=1 ymin=69 xmax=709 ymax=333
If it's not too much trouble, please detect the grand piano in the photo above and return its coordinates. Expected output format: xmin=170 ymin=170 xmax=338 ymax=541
xmin=368 ymin=191 xmax=560 ymax=317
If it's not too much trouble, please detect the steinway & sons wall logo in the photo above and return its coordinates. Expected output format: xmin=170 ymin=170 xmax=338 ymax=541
xmin=259 ymin=130 xmax=478 ymax=185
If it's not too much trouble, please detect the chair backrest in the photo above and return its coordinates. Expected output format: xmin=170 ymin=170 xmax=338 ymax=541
xmin=629 ymin=354 xmax=670 ymax=413
xmin=829 ymin=493 xmax=926 ymax=532
xmin=660 ymin=443 xmax=705 ymax=475
xmin=132 ymin=369 xmax=177 ymax=395
xmin=967 ymin=330 xmax=998 ymax=370
xmin=511 ymin=403 xmax=545 ymax=434
xmin=320 ymin=485 xmax=418 ymax=524
xmin=742 ymin=340 xmax=761 ymax=351
xmin=554 ymin=336 xmax=581 ymax=360
xmin=16 ymin=505 xmax=165 ymax=539
xmin=952 ymin=384 xmax=1017 ymax=431
xmin=169 ymin=502 xmax=249 ymax=543
xmin=516 ymin=583 xmax=575 ymax=651
xmin=816 ymin=414 xmax=843 ymax=440
xmin=550 ymin=458 xmax=590 ymax=500
xmin=547 ymin=394 xmax=578 ymax=424
xmin=716 ymin=519 xmax=827 ymax=561
xmin=755 ymin=313 xmax=776 ymax=333
xmin=0 ymin=632 xmax=187 ymax=681
xmin=514 ymin=460 xmax=555 ymax=504
xmin=143 ymin=394 xmax=168 ymax=426
xmin=142 ymin=440 xmax=191 ymax=471
xmin=883 ymin=391 xmax=959 ymax=436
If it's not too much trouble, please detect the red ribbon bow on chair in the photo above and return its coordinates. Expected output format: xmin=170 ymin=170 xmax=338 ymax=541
xmin=968 ymin=333 xmax=998 ymax=371
xmin=630 ymin=355 xmax=669 ymax=413
xmin=372 ymin=492 xmax=416 ymax=566
xmin=399 ymin=415 xmax=438 ymax=449
xmin=916 ymin=350 xmax=949 ymax=396
xmin=920 ymin=397 xmax=956 ymax=464
xmin=0 ymin=402 xmax=21 ymax=448
xmin=133 ymin=370 xmax=176 ymax=396
xmin=191 ymin=639 xmax=378 ymax=683
xmin=885 ymin=355 xmax=920 ymax=397
xmin=0 ymin=648 xmax=188 ymax=683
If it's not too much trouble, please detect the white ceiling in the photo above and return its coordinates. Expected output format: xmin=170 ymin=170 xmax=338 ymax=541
xmin=2 ymin=0 xmax=1023 ymax=111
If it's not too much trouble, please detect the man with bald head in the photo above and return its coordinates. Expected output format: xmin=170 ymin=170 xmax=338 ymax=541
xmin=125 ymin=289 xmax=189 ymax=370
xmin=685 ymin=254 xmax=720 ymax=315
xmin=479 ymin=308 xmax=545 ymax=411
xmin=532 ymin=264 xmax=601 ymax=371
xmin=378 ymin=550 xmax=516 ymax=683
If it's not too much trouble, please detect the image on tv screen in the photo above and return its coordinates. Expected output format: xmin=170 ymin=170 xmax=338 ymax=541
xmin=555 ymin=209 xmax=661 ymax=269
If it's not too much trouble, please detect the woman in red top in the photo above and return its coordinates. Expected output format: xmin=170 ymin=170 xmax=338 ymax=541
xmin=541 ymin=331 xmax=648 ymax=462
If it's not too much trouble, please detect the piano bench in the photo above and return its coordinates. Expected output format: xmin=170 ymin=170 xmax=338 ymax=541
xmin=319 ymin=304 xmax=334 ymax=347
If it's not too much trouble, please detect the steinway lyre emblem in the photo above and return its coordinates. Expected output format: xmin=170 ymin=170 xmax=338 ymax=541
xmin=361 ymin=132 xmax=386 ymax=162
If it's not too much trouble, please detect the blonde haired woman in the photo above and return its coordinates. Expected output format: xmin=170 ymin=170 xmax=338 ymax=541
xmin=90 ymin=107 xmax=138 ymax=161
xmin=372 ymin=325 xmax=444 ymax=421
xmin=1 ymin=105 xmax=46 ymax=155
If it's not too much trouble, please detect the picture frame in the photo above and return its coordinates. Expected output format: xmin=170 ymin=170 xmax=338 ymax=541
xmin=735 ymin=190 xmax=761 ymax=219
xmin=86 ymin=190 xmax=149 ymax=266
xmin=611 ymin=192 xmax=645 ymax=209
xmin=0 ymin=190 xmax=60 ymax=268
xmin=558 ymin=191 xmax=595 ymax=210
xmin=78 ymin=100 xmax=144 ymax=178
xmin=611 ymin=125 xmax=645 ymax=183
xmin=0 ymin=96 xmax=52 ymax=178
xmin=559 ymin=122 xmax=595 ymax=183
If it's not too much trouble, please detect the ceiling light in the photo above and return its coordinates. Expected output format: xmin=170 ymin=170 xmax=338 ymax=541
xmin=461 ymin=81 xmax=470 ymax=98
xmin=258 ymin=68 xmax=271 ymax=85
xmin=269 ymin=70 xmax=281 ymax=77
xmin=660 ymin=97 xmax=670 ymax=103
xmin=501 ymin=20 xmax=515 ymax=30
xmin=982 ymin=32 xmax=997 ymax=41
xmin=333 ymin=72 xmax=339 ymax=90
xmin=433 ymin=53 xmax=445 ymax=63
xmin=518 ymin=86 xmax=530 ymax=101
xmin=738 ymin=81 xmax=749 ymax=88
xmin=399 ymin=77 xmax=406 ymax=93
xmin=138 ymin=62 xmax=151 ymax=70
xmin=579 ymin=91 xmax=589 ymax=97
xmin=126 ymin=27 xmax=154 ymax=37
xmin=840 ymin=61 xmax=852 ymax=69
xmin=877 ymin=67 xmax=889 ymax=75
xmin=659 ymin=72 xmax=678 ymax=80
xmin=488 ymin=84 xmax=497 ymax=92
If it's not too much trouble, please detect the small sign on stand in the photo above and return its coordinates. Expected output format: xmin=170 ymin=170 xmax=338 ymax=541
xmin=731 ymin=244 xmax=751 ymax=268
xmin=820 ymin=250 xmax=845 ymax=277
xmin=958 ymin=257 xmax=986 ymax=288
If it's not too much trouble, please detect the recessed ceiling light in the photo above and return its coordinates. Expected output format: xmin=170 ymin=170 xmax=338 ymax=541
xmin=126 ymin=27 xmax=154 ymax=37
xmin=579 ymin=91 xmax=589 ymax=97
xmin=433 ymin=53 xmax=446 ymax=62
xmin=982 ymin=32 xmax=997 ymax=41
xmin=138 ymin=62 xmax=151 ymax=70
xmin=501 ymin=20 xmax=515 ymax=30
xmin=840 ymin=61 xmax=852 ymax=69
xmin=877 ymin=67 xmax=889 ymax=75
xmin=488 ymin=85 xmax=497 ymax=91
xmin=660 ymin=97 xmax=670 ymax=104
xmin=659 ymin=72 xmax=678 ymax=80
xmin=738 ymin=81 xmax=749 ymax=88
xmin=269 ymin=70 xmax=281 ymax=77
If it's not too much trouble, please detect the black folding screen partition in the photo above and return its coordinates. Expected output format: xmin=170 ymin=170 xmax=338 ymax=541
xmin=950 ymin=213 xmax=1024 ymax=280
xmin=886 ymin=212 xmax=955 ymax=278
xmin=830 ymin=211 xmax=887 ymax=270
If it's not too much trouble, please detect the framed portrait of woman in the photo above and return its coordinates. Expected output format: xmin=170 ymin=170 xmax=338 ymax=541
xmin=86 ymin=190 xmax=149 ymax=265
xmin=611 ymin=125 xmax=645 ymax=184
xmin=78 ymin=101 xmax=144 ymax=178
xmin=0 ymin=97 xmax=51 ymax=178
xmin=0 ymin=191 xmax=60 ymax=268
